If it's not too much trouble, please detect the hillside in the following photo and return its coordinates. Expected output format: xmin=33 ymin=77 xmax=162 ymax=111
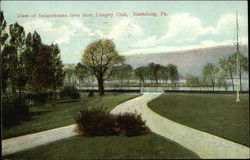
xmin=126 ymin=45 xmax=248 ymax=76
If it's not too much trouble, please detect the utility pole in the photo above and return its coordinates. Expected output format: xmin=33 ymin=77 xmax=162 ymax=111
xmin=235 ymin=12 xmax=240 ymax=102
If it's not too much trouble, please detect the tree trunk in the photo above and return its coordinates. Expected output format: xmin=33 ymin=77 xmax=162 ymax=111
xmin=230 ymin=76 xmax=234 ymax=91
xmin=239 ymin=71 xmax=242 ymax=91
xmin=54 ymin=86 xmax=57 ymax=102
xmin=97 ymin=76 xmax=104 ymax=96
xmin=212 ymin=82 xmax=215 ymax=91
xmin=18 ymin=88 xmax=23 ymax=101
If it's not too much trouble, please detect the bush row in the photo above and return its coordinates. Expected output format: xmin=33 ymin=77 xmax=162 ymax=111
xmin=59 ymin=85 xmax=80 ymax=99
xmin=25 ymin=92 xmax=54 ymax=105
xmin=2 ymin=99 xmax=30 ymax=128
xmin=74 ymin=108 xmax=150 ymax=137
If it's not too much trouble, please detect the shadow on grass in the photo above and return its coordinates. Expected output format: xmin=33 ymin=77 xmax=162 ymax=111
xmin=153 ymin=133 xmax=201 ymax=159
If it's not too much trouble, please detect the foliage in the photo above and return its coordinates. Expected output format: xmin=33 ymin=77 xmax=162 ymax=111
xmin=2 ymin=98 xmax=29 ymax=128
xmin=74 ymin=63 xmax=94 ymax=86
xmin=167 ymin=64 xmax=179 ymax=83
xmin=64 ymin=66 xmax=77 ymax=86
xmin=147 ymin=63 xmax=162 ymax=84
xmin=74 ymin=108 xmax=150 ymax=137
xmin=0 ymin=11 xmax=8 ymax=46
xmin=217 ymin=74 xmax=228 ymax=91
xmin=88 ymin=90 xmax=95 ymax=97
xmin=1 ymin=11 xmax=65 ymax=101
xmin=232 ymin=52 xmax=248 ymax=91
xmin=111 ymin=63 xmax=133 ymax=83
xmin=25 ymin=92 xmax=53 ymax=105
xmin=82 ymin=39 xmax=125 ymax=96
xmin=116 ymin=113 xmax=150 ymax=137
xmin=134 ymin=63 xmax=178 ymax=84
xmin=59 ymin=85 xmax=80 ymax=99
xmin=7 ymin=23 xmax=28 ymax=99
xmin=201 ymin=63 xmax=219 ymax=90
xmin=1 ymin=11 xmax=9 ymax=93
xmin=134 ymin=66 xmax=148 ymax=84
xmin=219 ymin=56 xmax=236 ymax=90
xmin=75 ymin=108 xmax=119 ymax=136
xmin=32 ymin=44 xmax=65 ymax=92
xmin=186 ymin=75 xmax=200 ymax=87
xmin=219 ymin=52 xmax=248 ymax=91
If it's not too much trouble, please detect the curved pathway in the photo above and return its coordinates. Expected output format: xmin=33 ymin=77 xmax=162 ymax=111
xmin=2 ymin=124 xmax=77 ymax=156
xmin=110 ymin=93 xmax=250 ymax=159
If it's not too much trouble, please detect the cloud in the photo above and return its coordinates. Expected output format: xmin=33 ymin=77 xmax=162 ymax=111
xmin=123 ymin=37 xmax=248 ymax=56
xmin=132 ymin=36 xmax=157 ymax=48
xmin=69 ymin=20 xmax=96 ymax=37
xmin=132 ymin=13 xmax=218 ymax=48
xmin=216 ymin=13 xmax=247 ymax=37
xmin=108 ymin=19 xmax=144 ymax=41
xmin=23 ymin=19 xmax=71 ymax=33
xmin=131 ymin=12 xmax=247 ymax=53
xmin=161 ymin=13 xmax=217 ymax=42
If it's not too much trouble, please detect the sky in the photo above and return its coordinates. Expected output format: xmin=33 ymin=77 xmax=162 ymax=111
xmin=1 ymin=1 xmax=248 ymax=64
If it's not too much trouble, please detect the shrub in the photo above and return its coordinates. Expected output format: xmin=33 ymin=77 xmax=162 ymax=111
xmin=116 ymin=113 xmax=150 ymax=137
xmin=88 ymin=90 xmax=94 ymax=98
xmin=2 ymin=98 xmax=30 ymax=128
xmin=74 ymin=108 xmax=119 ymax=136
xmin=25 ymin=92 xmax=52 ymax=105
xmin=74 ymin=108 xmax=150 ymax=137
xmin=59 ymin=86 xmax=80 ymax=99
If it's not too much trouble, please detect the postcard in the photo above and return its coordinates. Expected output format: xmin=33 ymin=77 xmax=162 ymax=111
xmin=1 ymin=1 xmax=249 ymax=159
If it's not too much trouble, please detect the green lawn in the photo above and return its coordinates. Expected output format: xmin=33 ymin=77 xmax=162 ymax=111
xmin=3 ymin=133 xmax=199 ymax=159
xmin=148 ymin=93 xmax=249 ymax=146
xmin=3 ymin=93 xmax=139 ymax=139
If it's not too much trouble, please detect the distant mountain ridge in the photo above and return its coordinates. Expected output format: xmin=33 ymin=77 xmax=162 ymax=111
xmin=125 ymin=45 xmax=248 ymax=76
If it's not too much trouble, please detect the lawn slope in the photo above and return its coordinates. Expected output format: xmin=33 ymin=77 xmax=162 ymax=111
xmin=148 ymin=93 xmax=249 ymax=146
xmin=3 ymin=93 xmax=139 ymax=139
xmin=4 ymin=133 xmax=199 ymax=159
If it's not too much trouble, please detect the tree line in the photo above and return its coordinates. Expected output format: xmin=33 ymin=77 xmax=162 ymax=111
xmin=186 ymin=52 xmax=248 ymax=91
xmin=1 ymin=11 xmax=65 ymax=101
xmin=61 ymin=39 xmax=179 ymax=96
xmin=70 ymin=62 xmax=179 ymax=85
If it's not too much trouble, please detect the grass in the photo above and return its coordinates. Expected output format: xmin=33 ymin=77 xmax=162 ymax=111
xmin=2 ymin=93 xmax=139 ymax=139
xmin=3 ymin=133 xmax=199 ymax=159
xmin=148 ymin=93 xmax=249 ymax=146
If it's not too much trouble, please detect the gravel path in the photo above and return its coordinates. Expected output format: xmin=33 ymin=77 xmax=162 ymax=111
xmin=2 ymin=124 xmax=77 ymax=156
xmin=110 ymin=93 xmax=250 ymax=159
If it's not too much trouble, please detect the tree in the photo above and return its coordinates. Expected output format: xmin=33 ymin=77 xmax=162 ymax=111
xmin=219 ymin=53 xmax=248 ymax=91
xmin=1 ymin=11 xmax=9 ymax=94
xmin=219 ymin=56 xmax=236 ymax=91
xmin=82 ymin=39 xmax=125 ymax=96
xmin=75 ymin=63 xmax=93 ymax=86
xmin=186 ymin=75 xmax=200 ymax=87
xmin=112 ymin=63 xmax=133 ymax=83
xmin=167 ymin=64 xmax=179 ymax=83
xmin=217 ymin=73 xmax=228 ymax=91
xmin=134 ymin=66 xmax=148 ymax=84
xmin=147 ymin=63 xmax=162 ymax=84
xmin=232 ymin=52 xmax=248 ymax=91
xmin=31 ymin=43 xmax=64 ymax=94
xmin=23 ymin=31 xmax=43 ymax=91
xmin=202 ymin=63 xmax=219 ymax=91
xmin=159 ymin=65 xmax=168 ymax=83
xmin=7 ymin=23 xmax=27 ymax=99
xmin=50 ymin=43 xmax=65 ymax=100
xmin=32 ymin=44 xmax=54 ymax=91
xmin=64 ymin=65 xmax=76 ymax=86
xmin=0 ymin=12 xmax=8 ymax=49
